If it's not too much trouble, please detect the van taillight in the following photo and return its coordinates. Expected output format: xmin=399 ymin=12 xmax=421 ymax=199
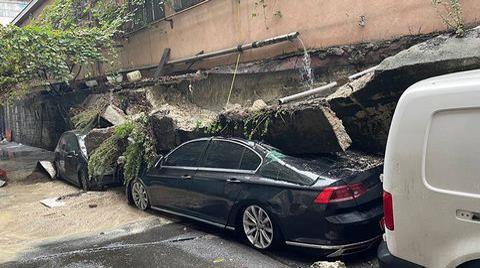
xmin=314 ymin=183 xmax=367 ymax=204
xmin=383 ymin=191 xmax=394 ymax=231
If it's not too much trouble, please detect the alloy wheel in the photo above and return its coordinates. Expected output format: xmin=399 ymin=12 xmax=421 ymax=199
xmin=132 ymin=181 xmax=149 ymax=210
xmin=242 ymin=205 xmax=274 ymax=249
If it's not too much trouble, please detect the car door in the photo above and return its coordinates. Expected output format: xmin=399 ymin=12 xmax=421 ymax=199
xmin=64 ymin=134 xmax=81 ymax=184
xmin=145 ymin=140 xmax=209 ymax=214
xmin=189 ymin=140 xmax=262 ymax=225
xmin=55 ymin=135 xmax=67 ymax=179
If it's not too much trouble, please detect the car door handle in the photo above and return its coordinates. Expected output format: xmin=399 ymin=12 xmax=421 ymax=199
xmin=227 ymin=178 xmax=241 ymax=183
xmin=181 ymin=175 xmax=192 ymax=180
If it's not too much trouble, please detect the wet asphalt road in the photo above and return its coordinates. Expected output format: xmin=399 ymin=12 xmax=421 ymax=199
xmin=1 ymin=212 xmax=379 ymax=268
xmin=0 ymin=142 xmax=379 ymax=268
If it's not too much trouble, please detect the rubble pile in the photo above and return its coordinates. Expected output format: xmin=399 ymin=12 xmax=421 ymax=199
xmin=76 ymin=27 xmax=480 ymax=158
xmin=327 ymin=26 xmax=480 ymax=153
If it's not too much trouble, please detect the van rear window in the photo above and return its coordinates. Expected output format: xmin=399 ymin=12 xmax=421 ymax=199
xmin=425 ymin=108 xmax=480 ymax=196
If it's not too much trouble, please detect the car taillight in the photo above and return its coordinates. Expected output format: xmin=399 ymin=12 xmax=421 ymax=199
xmin=314 ymin=183 xmax=367 ymax=204
xmin=383 ymin=191 xmax=394 ymax=231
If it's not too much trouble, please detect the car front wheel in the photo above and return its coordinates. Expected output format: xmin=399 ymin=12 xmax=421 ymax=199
xmin=131 ymin=180 xmax=149 ymax=211
xmin=242 ymin=205 xmax=279 ymax=250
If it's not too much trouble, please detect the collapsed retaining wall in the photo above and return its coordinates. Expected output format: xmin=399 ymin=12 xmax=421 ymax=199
xmin=0 ymin=90 xmax=90 ymax=150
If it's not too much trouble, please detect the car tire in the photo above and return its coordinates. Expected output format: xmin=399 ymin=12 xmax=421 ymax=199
xmin=240 ymin=204 xmax=282 ymax=250
xmin=130 ymin=179 xmax=149 ymax=211
xmin=53 ymin=161 xmax=60 ymax=180
xmin=79 ymin=171 xmax=89 ymax=192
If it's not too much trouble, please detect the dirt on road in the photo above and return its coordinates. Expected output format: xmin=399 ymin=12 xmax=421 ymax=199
xmin=0 ymin=142 xmax=158 ymax=263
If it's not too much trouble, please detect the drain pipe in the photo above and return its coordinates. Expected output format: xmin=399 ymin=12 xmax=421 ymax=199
xmin=168 ymin=32 xmax=300 ymax=65
xmin=278 ymin=65 xmax=379 ymax=105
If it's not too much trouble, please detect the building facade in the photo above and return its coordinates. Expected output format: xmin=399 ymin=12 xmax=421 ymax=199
xmin=0 ymin=0 xmax=27 ymax=25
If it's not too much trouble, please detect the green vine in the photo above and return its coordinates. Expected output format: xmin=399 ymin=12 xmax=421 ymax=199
xmin=432 ymin=0 xmax=465 ymax=37
xmin=86 ymin=114 xmax=157 ymax=184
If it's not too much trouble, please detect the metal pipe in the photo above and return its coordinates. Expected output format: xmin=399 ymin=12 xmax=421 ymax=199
xmin=168 ymin=32 xmax=300 ymax=65
xmin=279 ymin=82 xmax=338 ymax=104
xmin=348 ymin=65 xmax=378 ymax=81
xmin=278 ymin=65 xmax=379 ymax=105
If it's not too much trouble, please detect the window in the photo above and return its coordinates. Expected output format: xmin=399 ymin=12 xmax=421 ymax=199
xmin=65 ymin=135 xmax=79 ymax=153
xmin=172 ymin=0 xmax=204 ymax=11
xmin=202 ymin=141 xmax=244 ymax=170
xmin=164 ymin=141 xmax=207 ymax=167
xmin=132 ymin=0 xmax=166 ymax=30
xmin=258 ymin=151 xmax=319 ymax=185
xmin=240 ymin=149 xmax=261 ymax=171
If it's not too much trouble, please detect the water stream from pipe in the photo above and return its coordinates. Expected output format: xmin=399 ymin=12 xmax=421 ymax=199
xmin=297 ymin=37 xmax=314 ymax=89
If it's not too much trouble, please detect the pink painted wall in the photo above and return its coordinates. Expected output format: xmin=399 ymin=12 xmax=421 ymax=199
xmin=119 ymin=0 xmax=480 ymax=71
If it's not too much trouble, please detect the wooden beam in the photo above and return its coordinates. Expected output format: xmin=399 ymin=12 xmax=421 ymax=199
xmin=154 ymin=48 xmax=171 ymax=80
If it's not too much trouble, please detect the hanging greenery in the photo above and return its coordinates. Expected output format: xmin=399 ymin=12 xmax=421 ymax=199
xmin=87 ymin=114 xmax=157 ymax=184
xmin=0 ymin=0 xmax=145 ymax=99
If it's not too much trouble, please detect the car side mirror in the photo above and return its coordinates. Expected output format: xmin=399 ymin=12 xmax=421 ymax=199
xmin=154 ymin=155 xmax=164 ymax=169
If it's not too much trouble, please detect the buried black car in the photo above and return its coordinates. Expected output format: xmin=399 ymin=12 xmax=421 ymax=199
xmin=54 ymin=131 xmax=122 ymax=191
xmin=126 ymin=137 xmax=384 ymax=256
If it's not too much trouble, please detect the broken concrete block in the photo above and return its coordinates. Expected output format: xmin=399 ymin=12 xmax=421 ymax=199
xmin=127 ymin=70 xmax=142 ymax=82
xmin=249 ymin=99 xmax=268 ymax=112
xmin=216 ymin=99 xmax=351 ymax=154
xmin=327 ymin=26 xmax=480 ymax=154
xmin=101 ymin=105 xmax=127 ymax=126
xmin=0 ymin=180 xmax=6 ymax=188
xmin=84 ymin=127 xmax=115 ymax=154
xmin=36 ymin=161 xmax=56 ymax=179
xmin=149 ymin=113 xmax=179 ymax=153
xmin=311 ymin=261 xmax=346 ymax=268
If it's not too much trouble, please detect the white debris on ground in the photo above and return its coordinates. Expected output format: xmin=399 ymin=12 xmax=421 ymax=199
xmin=39 ymin=197 xmax=65 ymax=208
xmin=311 ymin=261 xmax=347 ymax=268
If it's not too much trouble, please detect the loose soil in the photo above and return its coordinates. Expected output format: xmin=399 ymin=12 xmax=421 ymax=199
xmin=0 ymin=143 xmax=158 ymax=263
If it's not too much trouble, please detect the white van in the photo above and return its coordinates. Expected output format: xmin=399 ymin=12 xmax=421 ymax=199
xmin=378 ymin=70 xmax=480 ymax=268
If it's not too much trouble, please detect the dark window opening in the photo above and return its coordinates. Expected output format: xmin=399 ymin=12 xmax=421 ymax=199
xmin=172 ymin=0 xmax=204 ymax=11
xmin=202 ymin=141 xmax=244 ymax=170
xmin=240 ymin=149 xmax=261 ymax=171
xmin=131 ymin=0 xmax=166 ymax=30
xmin=164 ymin=141 xmax=207 ymax=167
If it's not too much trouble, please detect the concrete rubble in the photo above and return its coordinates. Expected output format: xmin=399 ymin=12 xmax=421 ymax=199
xmin=311 ymin=261 xmax=346 ymax=268
xmin=101 ymin=105 xmax=127 ymax=126
xmin=327 ymin=26 xmax=480 ymax=153
xmin=213 ymin=99 xmax=351 ymax=154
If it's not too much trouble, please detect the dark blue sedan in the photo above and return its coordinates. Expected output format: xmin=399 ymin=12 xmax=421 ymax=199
xmin=126 ymin=137 xmax=383 ymax=256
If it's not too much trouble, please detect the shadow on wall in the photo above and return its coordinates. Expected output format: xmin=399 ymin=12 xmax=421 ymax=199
xmin=1 ymin=90 xmax=91 ymax=150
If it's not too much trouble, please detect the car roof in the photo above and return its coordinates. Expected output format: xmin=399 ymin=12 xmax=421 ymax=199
xmin=407 ymin=69 xmax=480 ymax=93
xmin=189 ymin=137 xmax=258 ymax=148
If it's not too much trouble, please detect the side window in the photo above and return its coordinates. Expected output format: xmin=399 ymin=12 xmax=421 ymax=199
xmin=202 ymin=141 xmax=245 ymax=170
xmin=57 ymin=136 xmax=66 ymax=151
xmin=164 ymin=141 xmax=207 ymax=167
xmin=65 ymin=135 xmax=79 ymax=152
xmin=259 ymin=160 xmax=313 ymax=185
xmin=240 ymin=149 xmax=261 ymax=171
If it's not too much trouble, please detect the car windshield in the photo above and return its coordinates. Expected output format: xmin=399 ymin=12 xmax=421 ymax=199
xmin=260 ymin=149 xmax=324 ymax=186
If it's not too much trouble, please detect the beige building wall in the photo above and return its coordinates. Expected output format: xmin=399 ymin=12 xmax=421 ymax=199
xmin=17 ymin=0 xmax=480 ymax=73
xmin=119 ymin=0 xmax=480 ymax=71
